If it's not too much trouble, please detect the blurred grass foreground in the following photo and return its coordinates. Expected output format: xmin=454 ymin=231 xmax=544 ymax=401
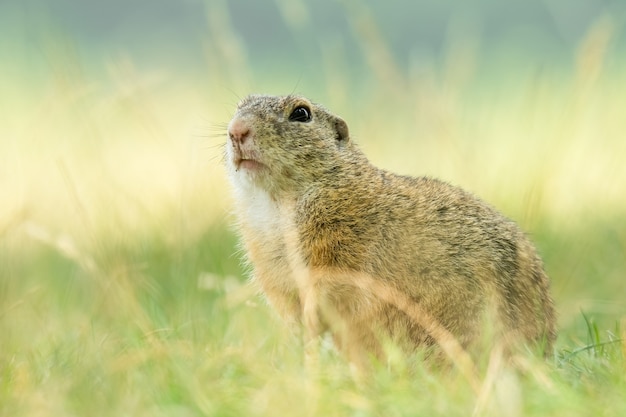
xmin=1 ymin=1 xmax=626 ymax=416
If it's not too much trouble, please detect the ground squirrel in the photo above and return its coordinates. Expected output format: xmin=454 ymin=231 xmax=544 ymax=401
xmin=225 ymin=94 xmax=557 ymax=367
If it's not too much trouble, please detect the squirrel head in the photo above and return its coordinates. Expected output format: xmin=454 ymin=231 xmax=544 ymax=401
xmin=226 ymin=94 xmax=354 ymax=197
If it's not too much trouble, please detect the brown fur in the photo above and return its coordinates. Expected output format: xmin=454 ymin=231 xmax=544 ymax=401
xmin=224 ymin=94 xmax=556 ymax=366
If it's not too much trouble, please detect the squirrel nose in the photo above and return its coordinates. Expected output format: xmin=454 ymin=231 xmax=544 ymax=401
xmin=228 ymin=118 xmax=251 ymax=144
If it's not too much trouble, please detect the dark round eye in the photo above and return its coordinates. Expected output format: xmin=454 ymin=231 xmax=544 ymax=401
xmin=288 ymin=106 xmax=311 ymax=122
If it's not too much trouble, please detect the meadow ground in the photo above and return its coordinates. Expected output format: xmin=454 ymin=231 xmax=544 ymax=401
xmin=1 ymin=10 xmax=626 ymax=417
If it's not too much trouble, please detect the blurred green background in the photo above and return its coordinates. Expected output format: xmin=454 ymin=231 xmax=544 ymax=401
xmin=1 ymin=1 xmax=625 ymax=416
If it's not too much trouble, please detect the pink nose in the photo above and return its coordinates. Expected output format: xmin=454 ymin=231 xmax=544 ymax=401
xmin=228 ymin=118 xmax=251 ymax=144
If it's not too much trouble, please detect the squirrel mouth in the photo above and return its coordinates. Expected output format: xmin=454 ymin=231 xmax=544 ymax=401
xmin=235 ymin=157 xmax=266 ymax=172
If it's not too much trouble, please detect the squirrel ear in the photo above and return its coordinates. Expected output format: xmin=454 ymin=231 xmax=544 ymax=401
xmin=334 ymin=118 xmax=349 ymax=143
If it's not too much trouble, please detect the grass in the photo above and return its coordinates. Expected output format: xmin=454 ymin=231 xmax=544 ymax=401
xmin=2 ymin=4 xmax=626 ymax=416
xmin=1 ymin=223 xmax=624 ymax=416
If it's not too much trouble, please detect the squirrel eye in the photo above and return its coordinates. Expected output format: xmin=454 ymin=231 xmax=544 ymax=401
xmin=288 ymin=106 xmax=311 ymax=122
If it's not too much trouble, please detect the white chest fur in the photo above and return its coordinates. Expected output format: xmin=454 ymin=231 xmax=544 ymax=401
xmin=231 ymin=174 xmax=306 ymax=280
xmin=233 ymin=180 xmax=283 ymax=235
